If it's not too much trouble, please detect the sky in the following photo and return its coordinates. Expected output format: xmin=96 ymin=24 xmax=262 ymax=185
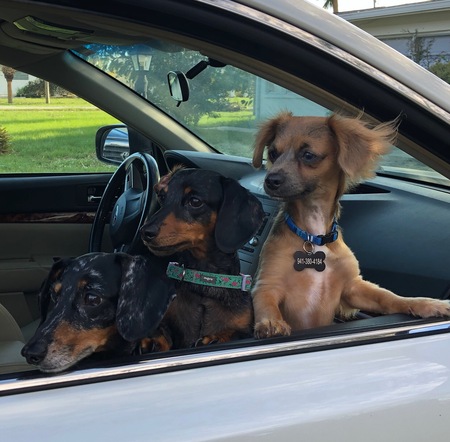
xmin=306 ymin=0 xmax=431 ymax=12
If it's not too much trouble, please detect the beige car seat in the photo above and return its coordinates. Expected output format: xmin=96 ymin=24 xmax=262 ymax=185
xmin=0 ymin=303 xmax=34 ymax=374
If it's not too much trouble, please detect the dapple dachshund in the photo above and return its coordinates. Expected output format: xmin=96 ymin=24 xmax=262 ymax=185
xmin=22 ymin=252 xmax=175 ymax=372
xmin=251 ymin=112 xmax=450 ymax=338
xmin=140 ymin=167 xmax=264 ymax=350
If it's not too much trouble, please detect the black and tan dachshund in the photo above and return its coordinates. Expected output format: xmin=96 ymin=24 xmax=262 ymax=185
xmin=21 ymin=252 xmax=175 ymax=373
xmin=140 ymin=167 xmax=264 ymax=350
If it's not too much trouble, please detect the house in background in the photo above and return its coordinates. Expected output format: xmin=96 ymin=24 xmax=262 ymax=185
xmin=255 ymin=0 xmax=450 ymax=119
xmin=340 ymin=0 xmax=450 ymax=67
xmin=0 ymin=70 xmax=37 ymax=97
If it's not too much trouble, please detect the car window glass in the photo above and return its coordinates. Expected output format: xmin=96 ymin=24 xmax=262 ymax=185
xmin=379 ymin=148 xmax=447 ymax=186
xmin=0 ymin=97 xmax=119 ymax=174
xmin=74 ymin=41 xmax=448 ymax=188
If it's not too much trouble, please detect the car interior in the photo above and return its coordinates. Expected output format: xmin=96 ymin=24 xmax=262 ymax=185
xmin=0 ymin=0 xmax=449 ymax=381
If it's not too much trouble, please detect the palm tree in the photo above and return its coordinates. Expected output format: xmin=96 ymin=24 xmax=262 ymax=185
xmin=323 ymin=0 xmax=339 ymax=13
xmin=1 ymin=66 xmax=16 ymax=104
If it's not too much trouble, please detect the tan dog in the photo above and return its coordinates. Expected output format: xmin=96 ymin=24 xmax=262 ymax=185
xmin=251 ymin=112 xmax=450 ymax=338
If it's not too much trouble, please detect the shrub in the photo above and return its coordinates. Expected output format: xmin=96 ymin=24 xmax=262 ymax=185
xmin=16 ymin=79 xmax=70 ymax=98
xmin=0 ymin=126 xmax=11 ymax=154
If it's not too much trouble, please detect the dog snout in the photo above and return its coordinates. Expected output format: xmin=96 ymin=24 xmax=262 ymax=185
xmin=265 ymin=172 xmax=285 ymax=191
xmin=21 ymin=341 xmax=47 ymax=366
xmin=141 ymin=223 xmax=159 ymax=243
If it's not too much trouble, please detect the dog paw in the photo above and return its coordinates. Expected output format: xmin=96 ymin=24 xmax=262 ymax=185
xmin=254 ymin=319 xmax=291 ymax=339
xmin=408 ymin=299 xmax=450 ymax=318
xmin=193 ymin=336 xmax=220 ymax=347
xmin=140 ymin=336 xmax=171 ymax=353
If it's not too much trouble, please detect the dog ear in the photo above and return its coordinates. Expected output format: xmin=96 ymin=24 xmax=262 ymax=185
xmin=215 ymin=177 xmax=265 ymax=253
xmin=116 ymin=254 xmax=175 ymax=342
xmin=38 ymin=258 xmax=72 ymax=324
xmin=253 ymin=111 xmax=293 ymax=168
xmin=328 ymin=114 xmax=397 ymax=186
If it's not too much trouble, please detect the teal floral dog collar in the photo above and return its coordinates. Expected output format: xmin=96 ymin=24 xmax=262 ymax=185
xmin=166 ymin=262 xmax=253 ymax=292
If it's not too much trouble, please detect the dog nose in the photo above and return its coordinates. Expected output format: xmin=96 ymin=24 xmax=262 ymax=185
xmin=21 ymin=341 xmax=47 ymax=365
xmin=141 ymin=223 xmax=159 ymax=243
xmin=265 ymin=173 xmax=285 ymax=191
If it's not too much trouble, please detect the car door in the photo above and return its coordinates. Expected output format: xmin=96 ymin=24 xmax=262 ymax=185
xmin=0 ymin=105 xmax=115 ymax=328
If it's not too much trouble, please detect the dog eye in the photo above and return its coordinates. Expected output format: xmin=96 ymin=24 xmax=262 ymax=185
xmin=188 ymin=196 xmax=203 ymax=208
xmin=50 ymin=291 xmax=59 ymax=304
xmin=84 ymin=292 xmax=102 ymax=307
xmin=300 ymin=151 xmax=319 ymax=164
xmin=157 ymin=192 xmax=166 ymax=204
xmin=268 ymin=148 xmax=279 ymax=163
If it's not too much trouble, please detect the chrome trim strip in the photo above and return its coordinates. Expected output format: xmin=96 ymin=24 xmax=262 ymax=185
xmin=196 ymin=0 xmax=450 ymax=124
xmin=2 ymin=319 xmax=450 ymax=395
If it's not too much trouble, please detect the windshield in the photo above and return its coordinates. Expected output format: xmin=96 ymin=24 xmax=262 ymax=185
xmin=73 ymin=40 xmax=449 ymax=187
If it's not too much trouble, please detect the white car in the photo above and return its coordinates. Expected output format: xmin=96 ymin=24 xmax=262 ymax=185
xmin=0 ymin=1 xmax=449 ymax=440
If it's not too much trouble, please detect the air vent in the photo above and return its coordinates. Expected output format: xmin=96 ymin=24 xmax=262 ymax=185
xmin=347 ymin=183 xmax=390 ymax=194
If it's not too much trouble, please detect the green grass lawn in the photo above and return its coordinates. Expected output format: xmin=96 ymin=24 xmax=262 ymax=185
xmin=197 ymin=110 xmax=257 ymax=157
xmin=0 ymin=98 xmax=257 ymax=173
xmin=198 ymin=110 xmax=254 ymax=127
xmin=0 ymin=98 xmax=119 ymax=173
xmin=0 ymin=97 xmax=94 ymax=107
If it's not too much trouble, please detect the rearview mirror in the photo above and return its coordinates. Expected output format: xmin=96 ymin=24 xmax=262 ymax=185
xmin=167 ymin=71 xmax=189 ymax=105
xmin=96 ymin=125 xmax=130 ymax=165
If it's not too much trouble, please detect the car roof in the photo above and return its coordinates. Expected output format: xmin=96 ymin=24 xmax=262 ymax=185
xmin=0 ymin=0 xmax=449 ymax=113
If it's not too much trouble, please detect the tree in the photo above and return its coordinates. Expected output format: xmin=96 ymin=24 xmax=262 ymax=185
xmin=323 ymin=0 xmax=339 ymax=13
xmin=1 ymin=66 xmax=16 ymax=103
xmin=16 ymin=78 xmax=69 ymax=98
xmin=429 ymin=61 xmax=450 ymax=84
xmin=89 ymin=45 xmax=254 ymax=124
xmin=406 ymin=30 xmax=435 ymax=69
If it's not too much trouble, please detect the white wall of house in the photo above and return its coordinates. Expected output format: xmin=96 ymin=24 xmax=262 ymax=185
xmin=340 ymin=0 xmax=450 ymax=65
xmin=0 ymin=71 xmax=37 ymax=97
xmin=255 ymin=1 xmax=450 ymax=119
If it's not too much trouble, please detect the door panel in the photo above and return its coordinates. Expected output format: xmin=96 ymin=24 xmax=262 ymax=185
xmin=0 ymin=174 xmax=110 ymax=213
xmin=0 ymin=174 xmax=112 ymax=324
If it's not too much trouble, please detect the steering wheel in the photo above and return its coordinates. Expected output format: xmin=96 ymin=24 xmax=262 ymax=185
xmin=89 ymin=152 xmax=160 ymax=254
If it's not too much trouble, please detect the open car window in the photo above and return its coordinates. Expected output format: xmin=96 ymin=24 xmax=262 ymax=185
xmin=74 ymin=42 xmax=449 ymax=187
xmin=0 ymin=101 xmax=119 ymax=174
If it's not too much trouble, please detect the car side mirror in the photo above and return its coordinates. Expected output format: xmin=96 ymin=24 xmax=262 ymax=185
xmin=96 ymin=125 xmax=130 ymax=165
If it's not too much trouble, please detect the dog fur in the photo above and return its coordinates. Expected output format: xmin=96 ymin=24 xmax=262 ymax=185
xmin=140 ymin=167 xmax=264 ymax=349
xmin=22 ymin=252 xmax=174 ymax=372
xmin=251 ymin=112 xmax=450 ymax=338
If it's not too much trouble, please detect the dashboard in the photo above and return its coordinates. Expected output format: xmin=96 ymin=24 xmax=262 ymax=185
xmin=164 ymin=150 xmax=450 ymax=299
